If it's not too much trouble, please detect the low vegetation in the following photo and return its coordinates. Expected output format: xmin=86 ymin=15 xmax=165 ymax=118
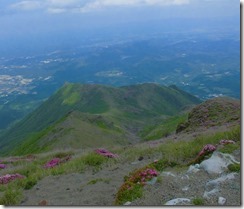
xmin=140 ymin=114 xmax=188 ymax=140
xmin=192 ymin=197 xmax=205 ymax=205
xmin=0 ymin=123 xmax=240 ymax=205
xmin=114 ymin=126 xmax=240 ymax=205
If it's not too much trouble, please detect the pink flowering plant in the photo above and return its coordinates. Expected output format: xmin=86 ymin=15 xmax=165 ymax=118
xmin=0 ymin=173 xmax=25 ymax=185
xmin=95 ymin=149 xmax=118 ymax=158
xmin=0 ymin=164 xmax=6 ymax=169
xmin=44 ymin=158 xmax=61 ymax=168
xmin=115 ymin=164 xmax=159 ymax=205
xmin=198 ymin=144 xmax=216 ymax=157
xmin=43 ymin=156 xmax=71 ymax=169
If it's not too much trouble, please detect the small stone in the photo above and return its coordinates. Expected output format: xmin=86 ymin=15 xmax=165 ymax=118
xmin=161 ymin=172 xmax=176 ymax=177
xmin=124 ymin=201 xmax=131 ymax=205
xmin=218 ymin=197 xmax=226 ymax=205
xmin=138 ymin=156 xmax=144 ymax=161
xmin=165 ymin=198 xmax=191 ymax=205
xmin=182 ymin=185 xmax=189 ymax=191
xmin=38 ymin=200 xmax=48 ymax=206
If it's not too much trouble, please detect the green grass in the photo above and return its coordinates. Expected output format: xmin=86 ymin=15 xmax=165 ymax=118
xmin=22 ymin=177 xmax=38 ymax=190
xmin=218 ymin=143 xmax=240 ymax=154
xmin=228 ymin=163 xmax=240 ymax=172
xmin=62 ymin=92 xmax=80 ymax=105
xmin=192 ymin=197 xmax=204 ymax=205
xmin=140 ymin=114 xmax=188 ymax=141
xmin=83 ymin=153 xmax=108 ymax=167
xmin=158 ymin=125 xmax=240 ymax=165
xmin=115 ymin=184 xmax=143 ymax=205
xmin=0 ymin=188 xmax=23 ymax=205
xmin=10 ymin=127 xmax=54 ymax=156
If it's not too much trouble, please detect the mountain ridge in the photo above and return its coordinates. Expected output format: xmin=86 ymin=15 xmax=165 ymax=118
xmin=0 ymin=82 xmax=201 ymax=156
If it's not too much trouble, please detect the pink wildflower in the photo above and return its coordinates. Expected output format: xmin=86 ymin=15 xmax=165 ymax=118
xmin=0 ymin=173 xmax=25 ymax=184
xmin=198 ymin=144 xmax=216 ymax=156
xmin=43 ymin=156 xmax=71 ymax=169
xmin=95 ymin=148 xmax=118 ymax=158
xmin=0 ymin=164 xmax=6 ymax=169
xmin=44 ymin=158 xmax=61 ymax=169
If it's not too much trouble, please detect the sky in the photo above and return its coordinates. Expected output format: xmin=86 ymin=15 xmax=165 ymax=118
xmin=0 ymin=0 xmax=240 ymax=56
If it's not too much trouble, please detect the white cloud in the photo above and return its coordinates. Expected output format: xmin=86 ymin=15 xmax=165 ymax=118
xmin=79 ymin=0 xmax=190 ymax=13
xmin=144 ymin=0 xmax=190 ymax=6
xmin=46 ymin=8 xmax=67 ymax=14
xmin=46 ymin=0 xmax=80 ymax=7
xmin=10 ymin=1 xmax=42 ymax=11
xmin=9 ymin=0 xmax=190 ymax=14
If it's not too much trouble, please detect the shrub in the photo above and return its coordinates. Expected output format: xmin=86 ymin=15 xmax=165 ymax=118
xmin=115 ymin=166 xmax=158 ymax=205
xmin=115 ymin=183 xmax=143 ymax=205
xmin=83 ymin=153 xmax=107 ymax=167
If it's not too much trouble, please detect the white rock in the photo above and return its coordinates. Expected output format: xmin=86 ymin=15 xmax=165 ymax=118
xmin=218 ymin=197 xmax=226 ymax=205
xmin=203 ymin=188 xmax=219 ymax=199
xmin=164 ymin=198 xmax=191 ymax=205
xmin=194 ymin=164 xmax=200 ymax=169
xmin=206 ymin=173 xmax=236 ymax=187
xmin=182 ymin=185 xmax=190 ymax=191
xmin=123 ymin=201 xmax=131 ymax=206
xmin=181 ymin=175 xmax=189 ymax=180
xmin=161 ymin=172 xmax=176 ymax=177
xmin=200 ymin=151 xmax=239 ymax=174
xmin=187 ymin=165 xmax=200 ymax=173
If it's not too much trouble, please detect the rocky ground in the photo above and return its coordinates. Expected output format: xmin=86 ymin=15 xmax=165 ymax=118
xmin=20 ymin=146 xmax=241 ymax=206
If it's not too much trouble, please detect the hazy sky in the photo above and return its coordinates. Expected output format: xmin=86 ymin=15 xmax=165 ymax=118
xmin=0 ymin=0 xmax=240 ymax=56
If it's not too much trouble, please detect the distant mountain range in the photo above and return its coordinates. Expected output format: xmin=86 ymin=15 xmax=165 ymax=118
xmin=0 ymin=83 xmax=201 ymax=156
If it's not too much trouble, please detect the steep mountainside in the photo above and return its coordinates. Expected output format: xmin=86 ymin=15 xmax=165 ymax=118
xmin=176 ymin=97 xmax=240 ymax=133
xmin=0 ymin=83 xmax=201 ymax=155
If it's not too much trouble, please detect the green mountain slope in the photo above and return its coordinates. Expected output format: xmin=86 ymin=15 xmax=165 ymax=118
xmin=0 ymin=83 xmax=201 ymax=155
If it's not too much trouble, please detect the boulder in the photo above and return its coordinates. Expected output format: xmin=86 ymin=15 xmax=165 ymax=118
xmin=200 ymin=151 xmax=239 ymax=174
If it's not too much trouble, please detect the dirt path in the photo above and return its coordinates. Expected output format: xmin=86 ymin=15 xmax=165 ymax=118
xmin=20 ymin=159 xmax=153 ymax=206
